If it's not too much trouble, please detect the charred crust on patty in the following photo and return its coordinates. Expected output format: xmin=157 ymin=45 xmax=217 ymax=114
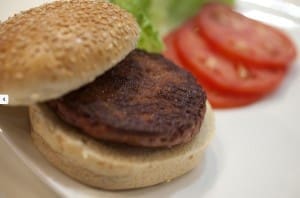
xmin=49 ymin=50 xmax=207 ymax=148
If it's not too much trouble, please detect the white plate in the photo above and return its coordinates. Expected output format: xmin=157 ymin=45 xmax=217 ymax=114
xmin=0 ymin=1 xmax=300 ymax=197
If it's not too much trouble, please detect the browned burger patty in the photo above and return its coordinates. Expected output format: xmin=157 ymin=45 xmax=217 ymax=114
xmin=48 ymin=49 xmax=207 ymax=147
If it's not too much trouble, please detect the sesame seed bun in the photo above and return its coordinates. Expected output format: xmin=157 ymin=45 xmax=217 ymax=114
xmin=29 ymin=102 xmax=215 ymax=190
xmin=0 ymin=0 xmax=139 ymax=105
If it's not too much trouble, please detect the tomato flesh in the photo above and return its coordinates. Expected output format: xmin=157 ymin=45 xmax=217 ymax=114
xmin=163 ymin=30 xmax=182 ymax=66
xmin=163 ymin=34 xmax=264 ymax=108
xmin=174 ymin=21 xmax=285 ymax=95
xmin=196 ymin=3 xmax=297 ymax=69
xmin=162 ymin=3 xmax=293 ymax=108
xmin=200 ymin=82 xmax=263 ymax=108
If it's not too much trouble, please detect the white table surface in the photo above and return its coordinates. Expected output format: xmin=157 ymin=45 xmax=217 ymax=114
xmin=0 ymin=139 xmax=57 ymax=198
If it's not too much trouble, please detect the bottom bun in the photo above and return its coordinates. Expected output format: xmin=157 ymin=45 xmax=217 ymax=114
xmin=29 ymin=102 xmax=215 ymax=190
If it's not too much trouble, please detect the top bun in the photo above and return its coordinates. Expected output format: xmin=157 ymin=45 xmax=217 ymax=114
xmin=0 ymin=0 xmax=140 ymax=106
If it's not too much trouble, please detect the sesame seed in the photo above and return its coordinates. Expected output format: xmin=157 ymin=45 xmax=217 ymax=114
xmin=0 ymin=0 xmax=139 ymax=104
xmin=75 ymin=38 xmax=83 ymax=44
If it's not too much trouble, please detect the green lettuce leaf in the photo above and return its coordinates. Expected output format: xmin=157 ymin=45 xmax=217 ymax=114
xmin=109 ymin=0 xmax=235 ymax=52
xmin=150 ymin=0 xmax=235 ymax=35
xmin=109 ymin=0 xmax=163 ymax=53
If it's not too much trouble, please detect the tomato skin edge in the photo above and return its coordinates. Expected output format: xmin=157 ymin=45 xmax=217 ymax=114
xmin=174 ymin=21 xmax=287 ymax=96
xmin=163 ymin=30 xmax=266 ymax=109
xmin=195 ymin=3 xmax=297 ymax=69
xmin=200 ymin=81 xmax=264 ymax=109
xmin=162 ymin=7 xmax=291 ymax=108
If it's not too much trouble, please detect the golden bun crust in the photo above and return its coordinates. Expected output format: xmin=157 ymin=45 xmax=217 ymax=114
xmin=0 ymin=0 xmax=139 ymax=105
xmin=29 ymin=103 xmax=215 ymax=190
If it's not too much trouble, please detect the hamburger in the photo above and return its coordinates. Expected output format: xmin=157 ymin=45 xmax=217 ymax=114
xmin=0 ymin=0 xmax=215 ymax=190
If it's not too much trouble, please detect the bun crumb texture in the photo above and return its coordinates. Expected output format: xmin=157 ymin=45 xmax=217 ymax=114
xmin=29 ymin=103 xmax=215 ymax=190
xmin=0 ymin=0 xmax=140 ymax=105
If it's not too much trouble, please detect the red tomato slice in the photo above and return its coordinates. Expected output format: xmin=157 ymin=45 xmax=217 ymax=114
xmin=163 ymin=30 xmax=265 ymax=109
xmin=174 ymin=21 xmax=285 ymax=95
xmin=201 ymin=83 xmax=263 ymax=108
xmin=163 ymin=30 xmax=182 ymax=66
xmin=196 ymin=3 xmax=296 ymax=69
